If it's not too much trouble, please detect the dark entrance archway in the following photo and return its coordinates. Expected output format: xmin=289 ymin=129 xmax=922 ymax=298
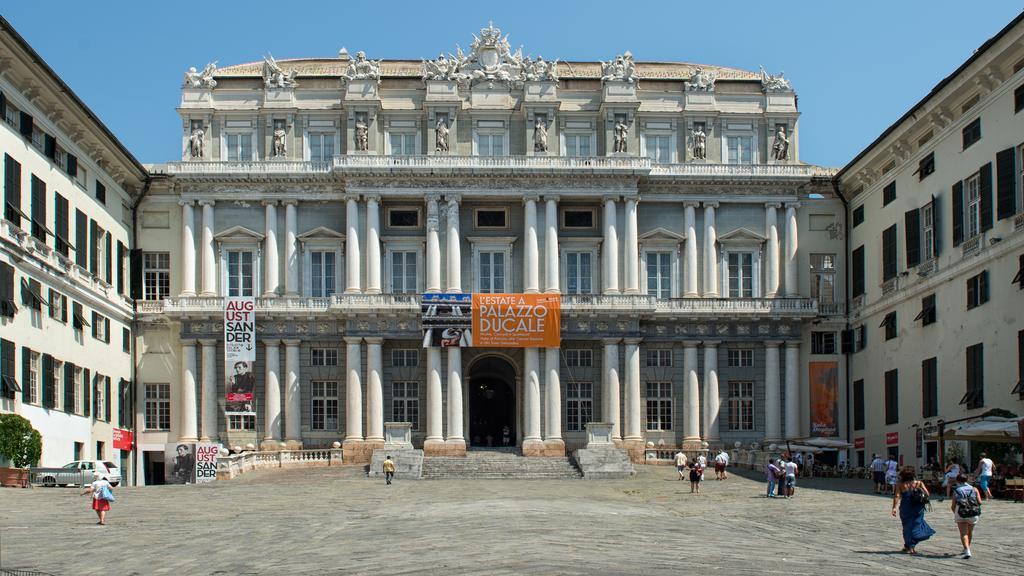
xmin=467 ymin=355 xmax=516 ymax=448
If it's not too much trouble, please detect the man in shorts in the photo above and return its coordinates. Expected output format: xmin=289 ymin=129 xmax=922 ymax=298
xmin=870 ymin=454 xmax=885 ymax=494
xmin=674 ymin=450 xmax=688 ymax=481
xmin=782 ymin=456 xmax=799 ymax=498
xmin=714 ymin=450 xmax=729 ymax=480
xmin=974 ymin=452 xmax=995 ymax=500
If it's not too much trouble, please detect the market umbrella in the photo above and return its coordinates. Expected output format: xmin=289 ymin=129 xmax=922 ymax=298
xmin=926 ymin=417 xmax=1022 ymax=443
xmin=803 ymin=437 xmax=853 ymax=449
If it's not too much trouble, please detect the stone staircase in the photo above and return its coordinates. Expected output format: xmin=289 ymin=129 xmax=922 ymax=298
xmin=421 ymin=449 xmax=582 ymax=479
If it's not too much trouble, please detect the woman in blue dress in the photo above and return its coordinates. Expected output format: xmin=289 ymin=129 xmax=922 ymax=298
xmin=890 ymin=466 xmax=935 ymax=554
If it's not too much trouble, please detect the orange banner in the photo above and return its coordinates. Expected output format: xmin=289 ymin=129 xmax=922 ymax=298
xmin=472 ymin=294 xmax=560 ymax=348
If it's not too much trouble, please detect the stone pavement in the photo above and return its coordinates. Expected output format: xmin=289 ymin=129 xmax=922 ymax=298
xmin=1 ymin=465 xmax=1022 ymax=575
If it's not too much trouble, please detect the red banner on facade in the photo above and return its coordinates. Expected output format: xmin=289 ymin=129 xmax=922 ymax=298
xmin=112 ymin=428 xmax=133 ymax=451
xmin=886 ymin=431 xmax=899 ymax=446
xmin=854 ymin=437 xmax=865 ymax=449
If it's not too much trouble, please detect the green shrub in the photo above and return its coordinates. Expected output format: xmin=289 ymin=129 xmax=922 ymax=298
xmin=0 ymin=414 xmax=42 ymax=468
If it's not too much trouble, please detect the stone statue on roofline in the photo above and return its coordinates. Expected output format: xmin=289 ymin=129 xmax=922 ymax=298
xmin=422 ymin=53 xmax=461 ymax=82
xmin=342 ymin=51 xmax=382 ymax=85
xmin=522 ymin=55 xmax=559 ymax=82
xmin=685 ymin=67 xmax=716 ymax=92
xmin=760 ymin=65 xmax=791 ymax=93
xmin=183 ymin=62 xmax=218 ymax=88
xmin=601 ymin=52 xmax=637 ymax=84
xmin=263 ymin=54 xmax=298 ymax=88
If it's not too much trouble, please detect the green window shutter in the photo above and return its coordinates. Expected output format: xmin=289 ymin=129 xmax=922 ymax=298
xmin=44 ymin=134 xmax=56 ymax=160
xmin=979 ymin=162 xmax=993 ymax=232
xmin=996 ymin=147 xmax=1017 ymax=220
xmin=104 ymin=233 xmax=112 ymax=284
xmin=21 ymin=346 xmax=31 ymax=403
xmin=64 ymin=361 xmax=75 ymax=413
xmin=66 ymin=154 xmax=77 ymax=178
xmin=952 ymin=181 xmax=964 ymax=246
xmin=41 ymin=353 xmax=53 ymax=408
xmin=852 ymin=246 xmax=865 ymax=297
xmin=104 ymin=377 xmax=111 ymax=422
xmin=904 ymin=208 xmax=920 ymax=268
xmin=89 ymin=220 xmax=98 ymax=275
xmin=18 ymin=112 xmax=32 ymax=138
xmin=83 ymin=368 xmax=91 ymax=417
xmin=75 ymin=209 xmax=88 ymax=267
xmin=116 ymin=241 xmax=125 ymax=294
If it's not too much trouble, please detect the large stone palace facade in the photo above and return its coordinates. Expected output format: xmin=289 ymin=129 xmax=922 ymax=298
xmin=132 ymin=24 xmax=844 ymax=477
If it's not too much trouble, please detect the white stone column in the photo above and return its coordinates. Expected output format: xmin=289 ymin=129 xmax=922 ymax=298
xmin=544 ymin=196 xmax=560 ymax=293
xmin=263 ymin=340 xmax=282 ymax=443
xmin=344 ymin=337 xmax=364 ymax=443
xmin=345 ymin=194 xmax=361 ymax=293
xmin=446 ymin=196 xmax=462 ymax=292
xmin=199 ymin=339 xmax=217 ymax=442
xmin=426 ymin=195 xmax=441 ymax=293
xmin=284 ymin=339 xmax=301 ymax=443
xmin=703 ymin=341 xmax=720 ymax=442
xmin=425 ymin=347 xmax=444 ymax=447
xmin=179 ymin=340 xmax=198 ymax=441
xmin=179 ymin=201 xmax=196 ymax=297
xmin=623 ymin=338 xmax=642 ymax=441
xmin=446 ymin=346 xmax=464 ymax=446
xmin=683 ymin=342 xmax=700 ymax=442
xmin=703 ymin=202 xmax=718 ymax=297
xmin=523 ymin=195 xmax=540 ymax=293
xmin=602 ymin=197 xmax=619 ymax=294
xmin=784 ymin=341 xmax=800 ymax=440
xmin=200 ymin=201 xmax=216 ymax=296
xmin=602 ymin=339 xmax=621 ymax=440
xmin=365 ymin=338 xmax=384 ymax=443
xmin=544 ymin=347 xmax=562 ymax=442
xmin=284 ymin=201 xmax=298 ymax=297
xmin=624 ymin=196 xmax=640 ymax=294
xmin=263 ymin=201 xmax=279 ymax=297
xmin=683 ymin=202 xmax=698 ymax=297
xmin=523 ymin=347 xmax=543 ymax=448
xmin=785 ymin=202 xmax=799 ymax=297
xmin=765 ymin=202 xmax=781 ymax=298
xmin=764 ymin=342 xmax=782 ymax=441
xmin=366 ymin=195 xmax=381 ymax=294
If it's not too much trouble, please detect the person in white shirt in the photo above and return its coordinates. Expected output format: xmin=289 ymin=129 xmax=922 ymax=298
xmin=885 ymin=456 xmax=899 ymax=495
xmin=941 ymin=459 xmax=961 ymax=502
xmin=674 ymin=451 xmax=688 ymax=481
xmin=697 ymin=453 xmax=708 ymax=481
xmin=974 ymin=453 xmax=996 ymax=500
xmin=782 ymin=456 xmax=799 ymax=498
xmin=870 ymin=454 xmax=886 ymax=494
xmin=714 ymin=450 xmax=729 ymax=480
xmin=80 ymin=472 xmax=114 ymax=525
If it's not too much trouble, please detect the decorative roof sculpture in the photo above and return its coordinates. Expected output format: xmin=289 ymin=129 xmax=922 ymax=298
xmin=342 ymin=50 xmax=382 ymax=85
xmin=183 ymin=62 xmax=218 ymax=88
xmin=420 ymin=22 xmax=555 ymax=88
xmin=263 ymin=54 xmax=298 ymax=88
xmin=600 ymin=51 xmax=638 ymax=84
xmin=759 ymin=65 xmax=792 ymax=92
xmin=685 ymin=67 xmax=716 ymax=92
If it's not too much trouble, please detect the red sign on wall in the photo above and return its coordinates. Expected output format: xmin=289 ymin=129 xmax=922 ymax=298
xmin=886 ymin=432 xmax=899 ymax=446
xmin=112 ymin=428 xmax=133 ymax=451
xmin=854 ymin=437 xmax=865 ymax=449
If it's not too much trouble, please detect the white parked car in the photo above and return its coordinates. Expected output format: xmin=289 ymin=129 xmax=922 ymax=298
xmin=38 ymin=460 xmax=121 ymax=487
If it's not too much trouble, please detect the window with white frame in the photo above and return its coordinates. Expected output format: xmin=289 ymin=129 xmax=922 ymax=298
xmin=727 ymin=349 xmax=753 ymax=367
xmin=564 ymin=133 xmax=592 ymax=157
xmin=95 ymin=229 xmax=108 ymax=282
xmin=311 ymin=381 xmax=339 ymax=431
xmin=646 ymin=252 xmax=672 ymax=299
xmin=566 ymin=382 xmax=593 ymax=431
xmin=390 ymin=251 xmax=418 ymax=293
xmin=74 ymin=164 xmax=88 ymax=189
xmin=810 ymin=254 xmax=835 ymax=303
xmin=645 ymin=382 xmax=672 ymax=430
xmin=225 ymin=133 xmax=253 ymax=162
xmin=95 ymin=375 xmax=106 ymax=421
xmin=225 ymin=250 xmax=255 ymax=297
xmin=478 ymin=251 xmax=506 ymax=293
xmin=392 ymin=381 xmax=419 ymax=430
xmin=391 ymin=349 xmax=419 ymax=367
xmin=387 ymin=208 xmax=420 ymax=229
xmin=144 ymin=383 xmax=170 ymax=430
xmin=645 ymin=134 xmax=673 ymax=163
xmin=728 ymin=252 xmax=754 ymax=298
xmin=966 ymin=172 xmax=981 ymax=239
xmin=389 ymin=133 xmax=417 ymax=156
xmin=565 ymin=349 xmax=593 ymax=367
xmin=565 ymin=251 xmax=593 ymax=294
xmin=52 ymin=360 xmax=63 ymax=411
xmin=726 ymin=135 xmax=753 ymax=164
xmin=308 ymin=131 xmax=336 ymax=162
xmin=475 ymin=121 xmax=506 ymax=156
xmin=922 ymin=203 xmax=935 ymax=261
xmin=646 ymin=349 xmax=672 ymax=367
xmin=728 ymin=381 xmax=754 ymax=430
xmin=74 ymin=367 xmax=85 ymax=415
xmin=311 ymin=348 xmax=338 ymax=366
xmin=228 ymin=414 xmax=256 ymax=431
xmin=309 ymin=250 xmax=337 ymax=297
xmin=144 ymin=252 xmax=170 ymax=300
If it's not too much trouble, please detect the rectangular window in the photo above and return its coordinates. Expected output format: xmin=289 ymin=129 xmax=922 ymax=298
xmin=727 ymin=349 xmax=753 ymax=367
xmin=918 ymin=152 xmax=935 ymax=180
xmin=811 ymin=331 xmax=837 ymax=354
xmin=963 ymin=343 xmax=984 ymax=410
xmin=916 ymin=293 xmax=937 ymax=326
xmin=311 ymin=381 xmax=339 ymax=431
xmin=477 ymin=133 xmax=504 ymax=157
xmin=881 ymin=311 xmax=897 ymax=340
xmin=478 ymin=251 xmax=505 ymax=293
xmin=645 ymin=252 xmax=671 ymax=299
xmin=309 ymin=132 xmax=335 ymax=163
xmin=91 ymin=312 xmax=110 ymax=343
xmin=564 ymin=134 xmax=592 ymax=157
xmin=565 ymin=251 xmax=593 ymax=295
xmin=27 ymin=351 xmax=39 ymax=404
xmin=310 ymin=251 xmax=337 ymax=297
xmin=392 ymin=381 xmax=419 ymax=430
xmin=4 ymin=154 xmax=23 ymax=228
xmin=809 ymin=254 xmax=836 ymax=303
xmin=48 ymin=289 xmax=66 ymax=323
xmin=962 ymin=118 xmax=981 ymax=150
xmin=645 ymin=134 xmax=672 ymax=163
xmin=474 ymin=208 xmax=507 ymax=229
xmin=54 ymin=192 xmax=70 ymax=256
xmin=564 ymin=349 xmax=593 ymax=368
xmin=852 ymin=245 xmax=865 ymax=297
xmin=122 ymin=328 xmax=131 ymax=353
xmin=852 ymin=205 xmax=864 ymax=228
xmin=389 ymin=133 xmax=417 ymax=156
xmin=95 ymin=181 xmax=106 ymax=205
xmin=921 ymin=201 xmax=935 ymax=262
xmin=882 ymin=224 xmax=897 ymax=281
xmin=562 ymin=209 xmax=594 ymax=229
xmin=966 ymin=270 xmax=989 ymax=309
xmin=1015 ymin=84 xmax=1024 ymax=113
xmin=645 ymin=382 xmax=672 ymax=431
xmin=853 ymin=379 xmax=865 ymax=431
xmin=645 ymin=349 xmax=672 ymax=367
xmin=566 ymin=382 xmax=593 ymax=431
xmin=74 ymin=367 xmax=84 ymax=415
xmin=228 ymin=414 xmax=256 ymax=431
xmin=144 ymin=383 xmax=171 ymax=430
xmin=387 ymin=209 xmax=420 ymax=228
xmin=390 ymin=251 xmax=418 ymax=294
xmin=727 ymin=381 xmax=754 ymax=431
xmin=922 ymin=357 xmax=938 ymax=418
xmin=143 ymin=252 xmax=170 ymax=301
xmin=882 ymin=181 xmax=896 ymax=206
xmin=391 ymin=349 xmax=419 ymax=367
xmin=727 ymin=252 xmax=753 ymax=298
xmin=29 ymin=175 xmax=47 ymax=243
xmin=0 ymin=263 xmax=14 ymax=319
xmin=726 ymin=135 xmax=753 ymax=164
xmin=884 ymin=369 xmax=899 ymax=425
xmin=311 ymin=348 xmax=338 ymax=366
xmin=965 ymin=172 xmax=982 ymax=239
xmin=226 ymin=250 xmax=254 ymax=297
xmin=225 ymin=133 xmax=253 ymax=162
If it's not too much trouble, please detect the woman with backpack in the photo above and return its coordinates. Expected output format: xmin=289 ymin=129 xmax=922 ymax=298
xmin=891 ymin=466 xmax=934 ymax=554
xmin=951 ymin=473 xmax=982 ymax=559
xmin=689 ymin=455 xmax=705 ymax=494
xmin=80 ymin=472 xmax=115 ymax=525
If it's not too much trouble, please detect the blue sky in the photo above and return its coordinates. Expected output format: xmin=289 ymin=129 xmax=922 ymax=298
xmin=4 ymin=2 xmax=1022 ymax=167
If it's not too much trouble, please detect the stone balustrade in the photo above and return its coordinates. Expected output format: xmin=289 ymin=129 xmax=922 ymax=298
xmin=216 ymin=448 xmax=345 ymax=480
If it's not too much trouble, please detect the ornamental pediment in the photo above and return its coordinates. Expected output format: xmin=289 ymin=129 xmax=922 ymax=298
xmin=296 ymin=226 xmax=346 ymax=241
xmin=717 ymin=227 xmax=766 ymax=243
xmin=214 ymin=225 xmax=265 ymax=241
xmin=638 ymin=227 xmax=686 ymax=242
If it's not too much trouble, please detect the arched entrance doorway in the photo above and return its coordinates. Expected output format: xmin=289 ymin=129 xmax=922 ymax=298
xmin=467 ymin=355 xmax=516 ymax=448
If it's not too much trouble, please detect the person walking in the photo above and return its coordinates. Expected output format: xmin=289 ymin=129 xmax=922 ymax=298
xmin=80 ymin=472 xmax=114 ymax=525
xmin=805 ymin=452 xmax=815 ymax=478
xmin=891 ymin=466 xmax=935 ymax=555
xmin=697 ymin=452 xmax=708 ymax=483
xmin=942 ymin=459 xmax=961 ymax=502
xmin=782 ymin=456 xmax=799 ymax=498
xmin=870 ymin=454 xmax=886 ymax=494
xmin=714 ymin=450 xmax=729 ymax=480
xmin=382 ymin=455 xmax=396 ymax=485
xmin=974 ymin=453 xmax=995 ymax=501
xmin=766 ymin=458 xmax=782 ymax=498
xmin=951 ymin=473 xmax=982 ymax=559
xmin=884 ymin=455 xmax=899 ymax=495
xmin=689 ymin=456 xmax=705 ymax=494
xmin=674 ymin=450 xmax=688 ymax=481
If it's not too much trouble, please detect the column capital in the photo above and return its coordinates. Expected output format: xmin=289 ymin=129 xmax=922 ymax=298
xmin=602 ymin=337 xmax=622 ymax=346
xmin=343 ymin=336 xmax=364 ymax=345
xmin=701 ymin=340 xmax=722 ymax=347
xmin=425 ymin=193 xmax=441 ymax=204
xmin=364 ymin=193 xmax=381 ymax=203
xmin=703 ymin=201 xmax=719 ymax=209
xmin=523 ymin=193 xmax=540 ymax=204
xmin=364 ymin=336 xmax=384 ymax=345
xmin=683 ymin=341 xmax=700 ymax=349
xmin=262 ymin=339 xmax=281 ymax=347
xmin=198 ymin=199 xmax=215 ymax=207
xmin=445 ymin=194 xmax=461 ymax=205
xmin=785 ymin=202 xmax=801 ymax=210
xmin=281 ymin=199 xmax=299 ymax=206
xmin=623 ymin=195 xmax=639 ymax=204
xmin=179 ymin=199 xmax=195 ymax=207
xmin=282 ymin=338 xmax=302 ymax=347
xmin=765 ymin=201 xmax=782 ymax=209
xmin=602 ymin=195 xmax=620 ymax=205
xmin=764 ymin=340 xmax=782 ymax=348
xmin=785 ymin=340 xmax=802 ymax=348
xmin=261 ymin=200 xmax=279 ymax=207
xmin=543 ymin=194 xmax=560 ymax=203
xmin=180 ymin=339 xmax=199 ymax=348
xmin=198 ymin=338 xmax=218 ymax=346
xmin=623 ymin=337 xmax=643 ymax=345
xmin=344 ymin=193 xmax=361 ymax=203
xmin=683 ymin=200 xmax=700 ymax=208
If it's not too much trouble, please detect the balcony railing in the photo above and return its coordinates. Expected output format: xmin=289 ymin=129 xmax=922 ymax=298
xmin=653 ymin=297 xmax=818 ymax=316
xmin=648 ymin=163 xmax=817 ymax=179
xmin=164 ymin=160 xmax=333 ymax=175
xmin=334 ymin=154 xmax=651 ymax=173
xmin=137 ymin=294 xmax=418 ymax=315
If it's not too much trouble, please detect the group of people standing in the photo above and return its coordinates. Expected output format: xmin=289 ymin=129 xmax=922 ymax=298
xmin=674 ymin=450 xmax=731 ymax=493
xmin=764 ymin=456 xmax=800 ymax=498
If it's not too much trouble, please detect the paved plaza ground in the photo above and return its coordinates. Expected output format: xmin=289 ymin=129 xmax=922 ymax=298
xmin=1 ymin=464 xmax=1022 ymax=575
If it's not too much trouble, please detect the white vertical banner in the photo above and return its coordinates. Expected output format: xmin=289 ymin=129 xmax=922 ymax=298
xmin=224 ymin=297 xmax=256 ymax=415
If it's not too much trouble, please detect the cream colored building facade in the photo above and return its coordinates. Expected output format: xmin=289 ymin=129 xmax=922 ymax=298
xmin=134 ymin=24 xmax=845 ymax=482
xmin=838 ymin=13 xmax=1024 ymax=467
xmin=0 ymin=17 xmax=147 ymax=476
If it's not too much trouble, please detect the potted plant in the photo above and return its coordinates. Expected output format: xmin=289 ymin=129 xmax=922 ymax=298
xmin=0 ymin=414 xmax=42 ymax=487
